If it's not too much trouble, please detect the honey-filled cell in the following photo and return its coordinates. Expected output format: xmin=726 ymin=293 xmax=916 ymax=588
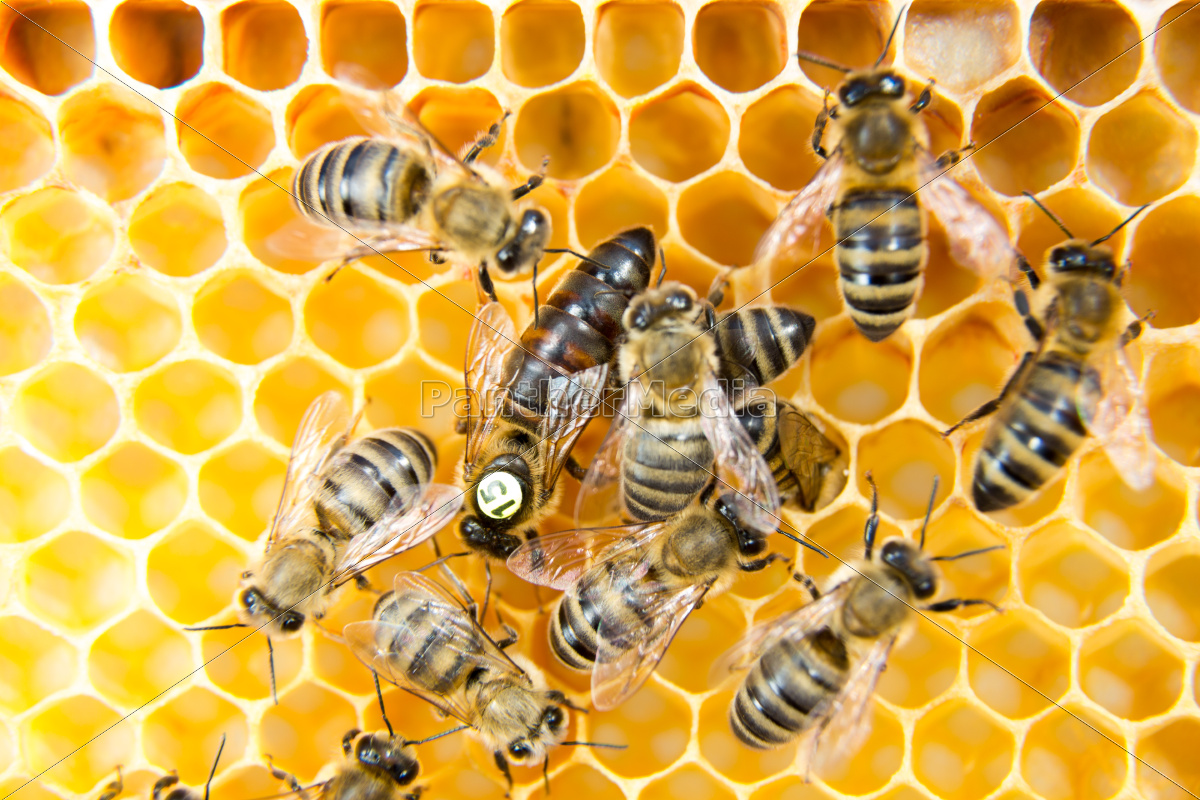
xmin=0 ymin=0 xmax=95 ymax=96
xmin=321 ymin=0 xmax=408 ymax=88
xmin=109 ymin=0 xmax=203 ymax=89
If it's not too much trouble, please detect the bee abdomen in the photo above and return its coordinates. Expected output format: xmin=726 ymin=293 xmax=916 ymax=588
xmin=550 ymin=592 xmax=600 ymax=670
xmin=714 ymin=308 xmax=816 ymax=388
xmin=375 ymin=592 xmax=478 ymax=696
xmin=622 ymin=428 xmax=713 ymax=521
xmin=293 ymin=137 xmax=430 ymax=231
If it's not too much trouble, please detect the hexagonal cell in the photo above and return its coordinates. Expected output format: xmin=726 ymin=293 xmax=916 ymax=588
xmin=75 ymin=274 xmax=181 ymax=373
xmin=1080 ymin=620 xmax=1183 ymax=721
xmin=143 ymin=687 xmax=247 ymax=785
xmin=970 ymin=78 xmax=1078 ymax=197
xmin=0 ymin=447 xmax=69 ymax=543
xmin=967 ymin=610 xmax=1070 ymax=719
xmin=904 ymin=1 xmax=1021 ymax=94
xmin=500 ymin=0 xmax=584 ymax=88
xmin=148 ymin=520 xmax=245 ymax=625
xmin=750 ymin=778 xmax=839 ymax=800
xmin=922 ymin=505 xmax=1008 ymax=618
xmin=260 ymin=682 xmax=358 ymax=782
xmin=0 ymin=0 xmax=94 ymax=95
xmin=797 ymin=504 xmax=897 ymax=584
xmin=176 ymin=83 xmax=275 ymax=180
xmin=0 ymin=779 xmax=65 ymax=800
xmin=1147 ymin=351 xmax=1200 ymax=467
xmin=198 ymin=440 xmax=286 ymax=540
xmin=916 ymin=204 xmax=1008 ymax=321
xmin=221 ymin=0 xmax=306 ymax=90
xmin=81 ymin=442 xmax=187 ymax=539
xmin=573 ymin=166 xmax=669 ymax=250
xmin=255 ymin=359 xmax=350 ymax=446
xmin=13 ymin=362 xmax=119 ymax=462
xmin=88 ymin=610 xmax=194 ymax=708
xmin=764 ymin=253 xmax=841 ymax=324
xmin=129 ymin=182 xmax=228 ymax=278
xmin=878 ymin=613 xmax=964 ymax=709
xmin=592 ymin=682 xmax=690 ymax=778
xmin=1137 ymin=717 xmax=1200 ymax=800
xmin=657 ymin=594 xmax=746 ymax=695
xmin=305 ymin=268 xmax=410 ymax=368
xmin=515 ymin=83 xmax=620 ymax=180
xmin=796 ymin=0 xmax=890 ymax=90
xmin=1015 ymin=187 xmax=1128 ymax=277
xmin=1078 ymin=450 xmax=1185 ymax=551
xmin=641 ymin=764 xmax=736 ymax=800
xmin=856 ymin=421 xmax=955 ymax=520
xmin=211 ymin=765 xmax=283 ymax=800
xmin=919 ymin=303 xmax=1021 ymax=429
xmin=410 ymin=87 xmax=507 ymax=166
xmin=321 ymin=0 xmax=407 ymax=88
xmin=110 ymin=0 xmax=203 ymax=89
xmin=0 ymin=91 xmax=54 ymax=192
xmin=1 ymin=187 xmax=115 ymax=284
xmin=134 ymin=360 xmax=242 ymax=454
xmin=594 ymin=1 xmax=683 ymax=98
xmin=58 ymin=83 xmax=166 ymax=202
xmin=1159 ymin=2 xmax=1200 ymax=113
xmin=1029 ymin=1 xmax=1141 ymax=107
xmin=241 ymin=167 xmax=340 ymax=275
xmin=912 ymin=699 xmax=1015 ymax=800
xmin=1086 ymin=93 xmax=1196 ymax=206
xmin=286 ymin=84 xmax=378 ymax=159
xmin=199 ymin=624 xmax=302 ymax=701
xmin=629 ymin=83 xmax=729 ymax=183
xmin=194 ymin=272 xmax=293 ymax=365
xmin=24 ymin=695 xmax=134 ymax=794
xmin=739 ymin=86 xmax=823 ymax=192
xmin=22 ymin=531 xmax=134 ymax=633
xmin=412 ymin=0 xmax=493 ymax=83
xmin=1017 ymin=521 xmax=1128 ymax=628
xmin=1022 ymin=705 xmax=1126 ymax=800
xmin=416 ymin=280 xmax=477 ymax=369
xmin=814 ymin=703 xmax=903 ymax=794
xmin=0 ymin=275 xmax=51 ymax=376
xmin=678 ymin=171 xmax=775 ymax=265
xmin=810 ymin=320 xmax=911 ymax=424
xmin=528 ymin=765 xmax=622 ymax=800
xmin=1145 ymin=544 xmax=1200 ymax=642
xmin=694 ymin=1 xmax=785 ymax=93
xmin=1127 ymin=197 xmax=1200 ymax=330
xmin=0 ymin=616 xmax=75 ymax=714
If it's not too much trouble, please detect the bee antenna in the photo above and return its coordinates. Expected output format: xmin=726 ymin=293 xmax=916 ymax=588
xmin=1092 ymin=204 xmax=1150 ymax=246
xmin=775 ymin=528 xmax=828 ymax=558
xmin=543 ymin=247 xmax=608 ymax=270
xmin=373 ymin=671 xmax=395 ymax=738
xmin=1022 ymin=191 xmax=1074 ymax=240
xmin=796 ymin=50 xmax=851 ymax=73
xmin=407 ymin=725 xmax=470 ymax=746
xmin=560 ymin=741 xmax=627 ymax=750
xmin=657 ymin=246 xmax=667 ymax=286
xmin=919 ymin=475 xmax=939 ymax=550
xmin=267 ymin=636 xmax=279 ymax=706
xmin=204 ymin=733 xmax=227 ymax=800
xmin=874 ymin=5 xmax=906 ymax=68
xmin=183 ymin=623 xmax=249 ymax=631
xmin=930 ymin=544 xmax=1006 ymax=562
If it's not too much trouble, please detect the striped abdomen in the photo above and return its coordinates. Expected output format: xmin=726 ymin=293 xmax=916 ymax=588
xmin=832 ymin=187 xmax=924 ymax=342
xmin=621 ymin=418 xmax=713 ymax=522
xmin=973 ymin=351 xmax=1090 ymax=512
xmin=735 ymin=399 xmax=801 ymax=505
xmin=550 ymin=551 xmax=656 ymax=671
xmin=731 ymin=628 xmax=849 ymax=749
xmin=713 ymin=307 xmax=816 ymax=388
xmin=372 ymin=589 xmax=485 ymax=697
xmin=315 ymin=428 xmax=437 ymax=540
xmin=293 ymin=137 xmax=431 ymax=232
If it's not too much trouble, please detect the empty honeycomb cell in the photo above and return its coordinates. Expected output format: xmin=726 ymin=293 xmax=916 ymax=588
xmin=856 ymin=421 xmax=955 ymax=520
xmin=142 ymin=688 xmax=247 ymax=785
xmin=21 ymin=531 xmax=134 ymax=633
xmin=1156 ymin=3 xmax=1200 ymax=114
xmin=255 ymin=359 xmax=350 ymax=446
xmin=199 ymin=625 xmax=302 ymax=700
xmin=0 ymin=91 xmax=54 ymax=192
xmin=311 ymin=595 xmax=375 ymax=696
xmin=1 ymin=187 xmax=115 ymax=285
xmin=530 ymin=765 xmax=622 ymax=800
xmin=913 ymin=699 xmax=1014 ymax=800
xmin=88 ymin=610 xmax=194 ymax=708
xmin=109 ymin=0 xmax=203 ymax=89
xmin=796 ymin=0 xmax=889 ymax=89
xmin=0 ymin=448 xmax=69 ymax=543
xmin=916 ymin=212 xmax=1006 ymax=320
xmin=1126 ymin=196 xmax=1200 ymax=329
xmin=500 ymin=0 xmax=585 ymax=88
xmin=693 ymin=1 xmax=786 ymax=94
xmin=210 ymin=765 xmax=282 ymax=800
xmin=128 ymin=182 xmax=229 ymax=278
xmin=876 ymin=614 xmax=961 ymax=709
xmin=305 ymin=268 xmax=411 ymax=368
xmin=412 ymin=0 xmax=493 ymax=83
xmin=592 ymin=683 xmax=690 ymax=778
xmin=0 ymin=0 xmax=94 ymax=95
xmin=815 ymin=704 xmax=904 ymax=794
xmin=363 ymin=353 xmax=464 ymax=443
xmin=969 ymin=79 xmax=1079 ymax=197
xmin=594 ymin=1 xmax=683 ymax=98
xmin=221 ymin=0 xmax=307 ymax=91
xmin=641 ymin=764 xmax=736 ymax=800
xmin=809 ymin=319 xmax=912 ymax=424
xmin=1145 ymin=545 xmax=1200 ymax=642
xmin=738 ymin=86 xmax=823 ymax=192
xmin=285 ymin=84 xmax=376 ymax=158
xmin=1137 ymin=718 xmax=1200 ymax=800
xmin=1021 ymin=705 xmax=1126 ymax=800
xmin=919 ymin=303 xmax=1021 ymax=428
xmin=75 ymin=274 xmax=181 ymax=373
xmin=133 ymin=360 xmax=242 ymax=454
xmin=260 ymin=682 xmax=358 ymax=783
xmin=176 ymin=83 xmax=275 ymax=180
xmin=966 ymin=610 xmax=1070 ymax=719
xmin=80 ymin=442 xmax=187 ymax=539
xmin=0 ymin=616 xmax=75 ymax=714
xmin=0 ymin=275 xmax=51 ymax=376
xmin=677 ymin=171 xmax=775 ymax=265
xmin=921 ymin=505 xmax=1008 ymax=618
xmin=13 ymin=362 xmax=119 ymax=462
xmin=629 ymin=83 xmax=730 ymax=183
xmin=798 ymin=505 xmax=901 ymax=587
xmin=321 ymin=0 xmax=408 ymax=88
xmin=1028 ymin=0 xmax=1141 ymax=107
xmin=751 ymin=778 xmax=839 ymax=800
xmin=1017 ymin=521 xmax=1128 ymax=628
xmin=1086 ymin=93 xmax=1197 ymax=206
xmin=24 ymin=695 xmax=133 ymax=793
xmin=658 ymin=594 xmax=746 ymax=695
xmin=1077 ymin=450 xmax=1184 ymax=551
xmin=194 ymin=272 xmax=293 ymax=365
xmin=573 ymin=166 xmax=670 ymax=249
xmin=903 ymin=1 xmax=1021 ymax=95
xmin=515 ymin=83 xmax=620 ymax=180
xmin=411 ymin=86 xmax=506 ymax=166
xmin=763 ymin=256 xmax=842 ymax=323
xmin=1014 ymin=187 xmax=1126 ymax=274
xmin=1079 ymin=619 xmax=1183 ymax=721
xmin=198 ymin=440 xmax=285 ymax=540
xmin=416 ymin=280 xmax=478 ymax=368
xmin=58 ymin=83 xmax=166 ymax=202
xmin=147 ymin=520 xmax=244 ymax=624
xmin=241 ymin=168 xmax=342 ymax=275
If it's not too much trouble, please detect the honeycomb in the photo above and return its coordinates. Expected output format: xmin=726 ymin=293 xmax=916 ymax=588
xmin=0 ymin=0 xmax=1198 ymax=799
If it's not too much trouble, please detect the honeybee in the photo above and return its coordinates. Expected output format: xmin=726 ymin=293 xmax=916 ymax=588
xmin=947 ymin=196 xmax=1154 ymax=512
xmin=753 ymin=13 xmax=1010 ymax=341
xmin=96 ymin=735 xmax=225 ymax=800
xmin=706 ymin=274 xmax=816 ymax=394
xmin=713 ymin=477 xmax=1000 ymax=773
xmin=459 ymin=229 xmax=658 ymax=560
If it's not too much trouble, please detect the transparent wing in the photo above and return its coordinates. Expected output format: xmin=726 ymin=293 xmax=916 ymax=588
xmin=918 ymin=151 xmax=1013 ymax=281
xmin=574 ymin=380 xmax=644 ymax=528
xmin=260 ymin=215 xmax=360 ymax=263
xmin=537 ymin=364 xmax=610 ymax=490
xmin=777 ymin=401 xmax=843 ymax=511
xmin=507 ymin=519 xmax=671 ymax=591
xmin=753 ymin=153 xmax=843 ymax=267
xmin=1079 ymin=346 xmax=1155 ymax=491
xmin=464 ymin=302 xmax=518 ymax=467
xmin=334 ymin=484 xmax=464 ymax=584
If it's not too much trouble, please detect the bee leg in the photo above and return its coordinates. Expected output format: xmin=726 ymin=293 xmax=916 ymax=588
xmin=706 ymin=270 xmax=732 ymax=307
xmin=542 ymin=755 xmax=551 ymax=794
xmin=462 ymin=113 xmax=509 ymax=165
xmin=353 ymin=574 xmax=376 ymax=592
xmin=511 ymin=157 xmax=548 ymax=201
xmin=1016 ymin=254 xmax=1041 ymax=290
xmin=564 ymin=456 xmax=588 ymax=481
xmin=942 ymin=351 xmax=1035 ymax=437
xmin=428 ymin=249 xmax=447 ymax=264
xmin=151 ymin=771 xmax=180 ymax=800
xmin=491 ymin=592 xmax=520 ymax=648
xmin=862 ymin=473 xmax=880 ymax=560
xmin=494 ymin=750 xmax=514 ymax=795
xmin=1014 ymin=286 xmax=1044 ymax=342
xmin=477 ymin=261 xmax=499 ymax=303
xmin=812 ymin=92 xmax=834 ymax=160
xmin=266 ymin=756 xmax=308 ymax=798
xmin=438 ymin=561 xmax=480 ymax=623
xmin=793 ymin=572 xmax=821 ymax=601
xmin=343 ymin=728 xmax=362 ymax=754
xmin=909 ymin=78 xmax=936 ymax=113
xmin=740 ymin=553 xmax=788 ymax=572
xmin=934 ymin=141 xmax=975 ymax=169
xmin=405 ymin=787 xmax=426 ymax=800
xmin=97 ymin=766 xmax=123 ymax=800
xmin=481 ymin=559 xmax=493 ymax=625
xmin=1120 ymin=315 xmax=1150 ymax=347
xmin=923 ymin=598 xmax=1002 ymax=614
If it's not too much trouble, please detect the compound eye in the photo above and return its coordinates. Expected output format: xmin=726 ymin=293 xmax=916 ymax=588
xmin=239 ymin=588 xmax=259 ymax=611
xmin=477 ymin=472 xmax=523 ymax=520
xmin=881 ymin=75 xmax=903 ymax=95
xmin=280 ymin=612 xmax=304 ymax=633
xmin=544 ymin=707 xmax=565 ymax=730
xmin=508 ymin=741 xmax=532 ymax=760
xmin=356 ymin=742 xmax=381 ymax=765
xmin=389 ymin=761 xmax=418 ymax=785
xmin=668 ymin=289 xmax=692 ymax=310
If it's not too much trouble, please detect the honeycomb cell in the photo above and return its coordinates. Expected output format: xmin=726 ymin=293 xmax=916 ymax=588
xmin=1145 ymin=545 xmax=1200 ymax=642
xmin=255 ymin=359 xmax=350 ymax=446
xmin=1126 ymin=196 xmax=1200 ymax=329
xmin=199 ymin=624 xmax=302 ymax=701
xmin=13 ymin=363 xmax=119 ymax=462
xmin=796 ymin=0 xmax=890 ymax=89
xmin=658 ymin=594 xmax=746 ymax=694
xmin=922 ymin=505 xmax=1008 ymax=618
xmin=738 ymin=86 xmax=823 ymax=192
xmin=856 ymin=421 xmax=955 ymax=519
xmin=594 ymin=1 xmax=684 ymax=98
xmin=919 ymin=303 xmax=1021 ymax=429
xmin=1078 ymin=450 xmax=1184 ymax=551
xmin=22 ymin=531 xmax=134 ymax=633
xmin=912 ymin=700 xmax=1015 ymax=800
xmin=641 ymin=764 xmax=735 ymax=800
xmin=0 ymin=779 xmax=64 ymax=800
xmin=573 ymin=166 xmax=670 ymax=250
xmin=198 ymin=440 xmax=286 ymax=540
xmin=904 ymin=1 xmax=1021 ymax=94
xmin=1017 ymin=521 xmax=1128 ymax=628
xmin=629 ymin=83 xmax=729 ymax=183
xmin=286 ymin=84 xmax=376 ymax=158
xmin=411 ymin=86 xmax=506 ymax=166
xmin=0 ymin=447 xmax=69 ymax=543
xmin=1021 ymin=705 xmax=1126 ymax=800
xmin=1 ymin=187 xmax=115 ymax=285
xmin=364 ymin=352 xmax=464 ymax=444
xmin=148 ymin=520 xmax=245 ymax=624
xmin=0 ymin=616 xmax=75 ymax=714
xmin=501 ymin=0 xmax=585 ymax=88
xmin=58 ymin=83 xmax=166 ymax=202
xmin=210 ymin=765 xmax=281 ymax=800
xmin=0 ymin=91 xmax=54 ymax=192
xmin=515 ymin=83 xmax=620 ymax=180
xmin=1086 ymin=93 xmax=1196 ymax=206
xmin=134 ymin=360 xmax=242 ymax=454
xmin=1028 ymin=0 xmax=1141 ymax=107
xmin=750 ymin=778 xmax=838 ymax=800
xmin=88 ymin=610 xmax=194 ymax=708
xmin=878 ymin=613 xmax=964 ymax=709
xmin=321 ymin=0 xmax=408 ymax=88
xmin=24 ymin=696 xmax=134 ymax=794
xmin=129 ymin=182 xmax=228 ymax=278
xmin=260 ymin=682 xmax=358 ymax=783
xmin=143 ymin=687 xmax=247 ymax=785
xmin=241 ymin=168 xmax=340 ymax=275
xmin=221 ymin=0 xmax=307 ymax=91
xmin=693 ymin=1 xmax=786 ymax=94
xmin=1079 ymin=620 xmax=1183 ymax=721
xmin=416 ymin=280 xmax=477 ymax=368
xmin=970 ymin=78 xmax=1079 ymax=197
xmin=798 ymin=504 xmax=897 ymax=585
xmin=677 ymin=171 xmax=775 ymax=265
xmin=1014 ymin=187 xmax=1127 ymax=276
xmin=194 ymin=272 xmax=293 ymax=365
xmin=305 ymin=268 xmax=410 ymax=368
xmin=592 ymin=683 xmax=690 ymax=778
xmin=110 ymin=0 xmax=203 ymax=89
xmin=967 ymin=610 xmax=1070 ymax=719
xmin=766 ymin=255 xmax=842 ymax=324
xmin=176 ymin=83 xmax=275 ymax=180
xmin=529 ymin=765 xmax=622 ymax=800
xmin=916 ymin=206 xmax=1007 ymax=321
xmin=0 ymin=0 xmax=94 ymax=96
xmin=412 ymin=0 xmax=493 ymax=83
xmin=75 ymin=274 xmax=181 ymax=373
xmin=815 ymin=704 xmax=903 ymax=794
xmin=1136 ymin=718 xmax=1200 ymax=800
xmin=81 ymin=442 xmax=187 ymax=539
xmin=1156 ymin=3 xmax=1200 ymax=114
xmin=0 ymin=275 xmax=51 ymax=376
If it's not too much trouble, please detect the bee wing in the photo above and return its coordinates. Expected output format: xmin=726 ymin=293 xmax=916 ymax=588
xmin=574 ymin=380 xmax=644 ymax=527
xmin=753 ymin=153 xmax=843 ymax=267
xmin=537 ymin=363 xmax=610 ymax=488
xmin=334 ymin=484 xmax=464 ymax=584
xmin=507 ymin=519 xmax=672 ymax=591
xmin=777 ymin=402 xmax=842 ymax=511
xmin=918 ymin=151 xmax=1014 ymax=281
xmin=465 ymin=302 xmax=518 ymax=467
xmin=1078 ymin=346 xmax=1156 ymax=491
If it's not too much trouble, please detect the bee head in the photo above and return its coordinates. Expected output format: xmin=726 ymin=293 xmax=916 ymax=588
xmin=878 ymin=537 xmax=937 ymax=600
xmin=235 ymin=584 xmax=305 ymax=636
xmin=503 ymin=701 xmax=568 ymax=766
xmin=495 ymin=208 xmax=550 ymax=275
xmin=624 ymin=282 xmax=697 ymax=331
xmin=839 ymin=70 xmax=906 ymax=106
xmin=1047 ymin=241 xmax=1117 ymax=281
xmin=351 ymin=731 xmax=420 ymax=786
